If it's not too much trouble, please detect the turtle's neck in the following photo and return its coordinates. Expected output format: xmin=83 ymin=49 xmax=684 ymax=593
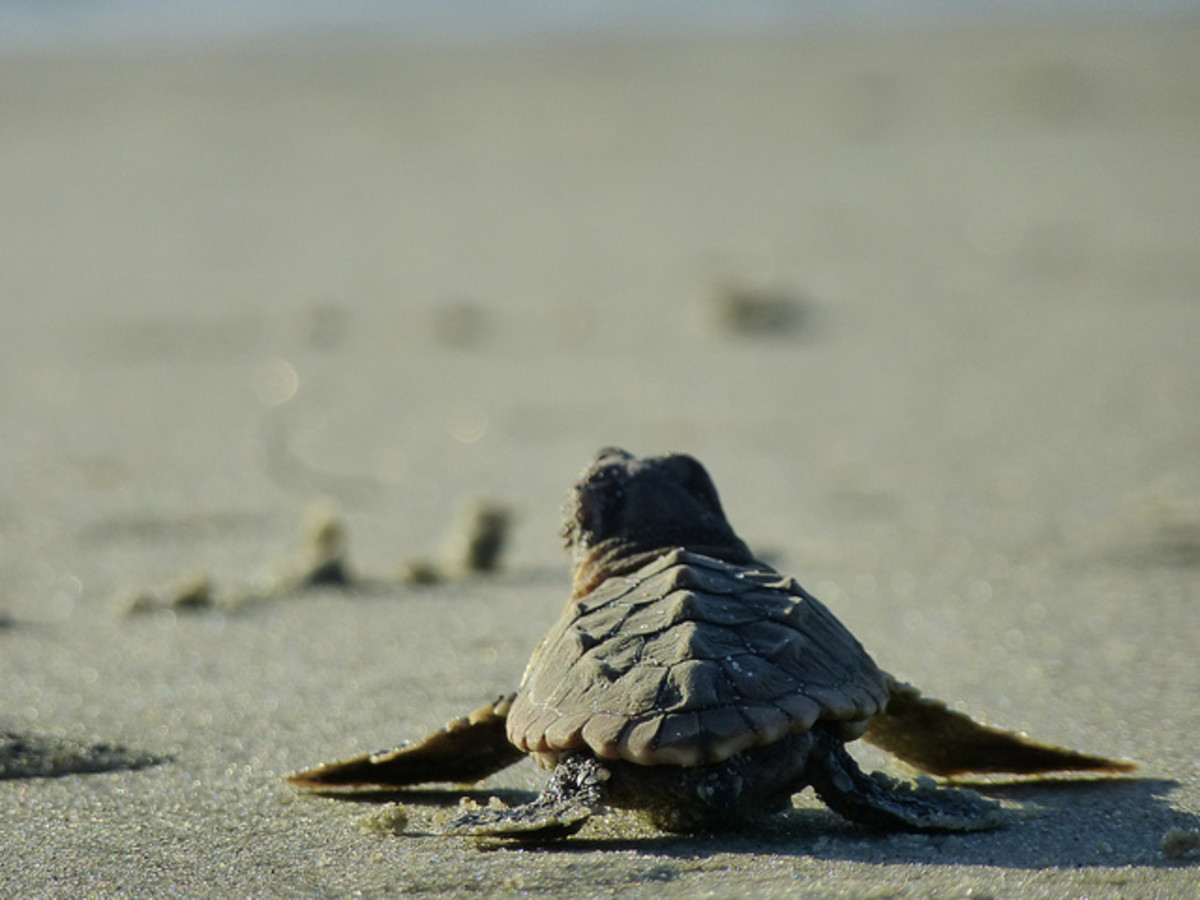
xmin=570 ymin=537 xmax=756 ymax=598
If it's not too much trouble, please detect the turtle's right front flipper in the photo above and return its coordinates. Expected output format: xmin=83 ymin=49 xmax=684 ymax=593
xmin=809 ymin=730 xmax=1007 ymax=832
xmin=287 ymin=694 xmax=524 ymax=789
xmin=863 ymin=679 xmax=1136 ymax=777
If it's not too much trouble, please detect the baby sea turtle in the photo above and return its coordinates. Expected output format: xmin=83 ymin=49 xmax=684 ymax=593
xmin=288 ymin=448 xmax=1133 ymax=839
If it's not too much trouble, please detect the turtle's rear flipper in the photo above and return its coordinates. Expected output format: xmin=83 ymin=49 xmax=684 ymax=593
xmin=810 ymin=733 xmax=1007 ymax=832
xmin=863 ymin=680 xmax=1136 ymax=777
xmin=445 ymin=754 xmax=608 ymax=841
xmin=287 ymin=694 xmax=523 ymax=789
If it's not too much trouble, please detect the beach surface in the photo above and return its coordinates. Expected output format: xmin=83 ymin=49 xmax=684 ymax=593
xmin=2 ymin=16 xmax=1199 ymax=898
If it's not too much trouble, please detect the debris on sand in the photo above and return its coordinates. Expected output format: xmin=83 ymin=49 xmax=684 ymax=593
xmin=442 ymin=501 xmax=514 ymax=575
xmin=291 ymin=505 xmax=353 ymax=588
xmin=1160 ymin=827 xmax=1200 ymax=860
xmin=357 ymin=803 xmax=411 ymax=835
xmin=0 ymin=732 xmax=166 ymax=779
xmin=122 ymin=499 xmax=516 ymax=613
xmin=124 ymin=573 xmax=217 ymax=615
xmin=709 ymin=282 xmax=808 ymax=336
xmin=400 ymin=500 xmax=514 ymax=584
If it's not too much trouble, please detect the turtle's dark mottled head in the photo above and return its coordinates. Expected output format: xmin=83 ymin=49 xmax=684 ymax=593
xmin=563 ymin=448 xmax=753 ymax=567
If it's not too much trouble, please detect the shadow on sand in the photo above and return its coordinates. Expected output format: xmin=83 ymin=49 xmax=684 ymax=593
xmin=306 ymin=776 xmax=1196 ymax=869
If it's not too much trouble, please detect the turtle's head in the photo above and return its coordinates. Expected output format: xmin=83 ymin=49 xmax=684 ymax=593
xmin=563 ymin=448 xmax=753 ymax=567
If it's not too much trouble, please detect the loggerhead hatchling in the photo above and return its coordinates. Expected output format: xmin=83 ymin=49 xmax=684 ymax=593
xmin=288 ymin=448 xmax=1133 ymax=839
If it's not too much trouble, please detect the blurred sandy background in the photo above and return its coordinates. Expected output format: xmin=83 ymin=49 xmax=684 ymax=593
xmin=1 ymin=8 xmax=1198 ymax=897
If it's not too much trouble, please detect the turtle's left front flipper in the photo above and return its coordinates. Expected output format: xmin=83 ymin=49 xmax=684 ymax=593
xmin=287 ymin=694 xmax=524 ymax=789
xmin=863 ymin=679 xmax=1136 ymax=777
xmin=445 ymin=753 xmax=609 ymax=841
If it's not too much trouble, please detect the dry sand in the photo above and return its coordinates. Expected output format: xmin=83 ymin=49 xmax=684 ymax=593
xmin=2 ymin=15 xmax=1199 ymax=898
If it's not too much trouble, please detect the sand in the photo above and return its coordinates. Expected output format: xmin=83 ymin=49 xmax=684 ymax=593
xmin=2 ymin=15 xmax=1199 ymax=898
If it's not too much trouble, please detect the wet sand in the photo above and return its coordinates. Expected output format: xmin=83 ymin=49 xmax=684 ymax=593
xmin=2 ymin=17 xmax=1199 ymax=897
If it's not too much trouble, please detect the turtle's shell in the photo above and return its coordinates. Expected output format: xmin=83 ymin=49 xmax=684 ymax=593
xmin=508 ymin=549 xmax=889 ymax=767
